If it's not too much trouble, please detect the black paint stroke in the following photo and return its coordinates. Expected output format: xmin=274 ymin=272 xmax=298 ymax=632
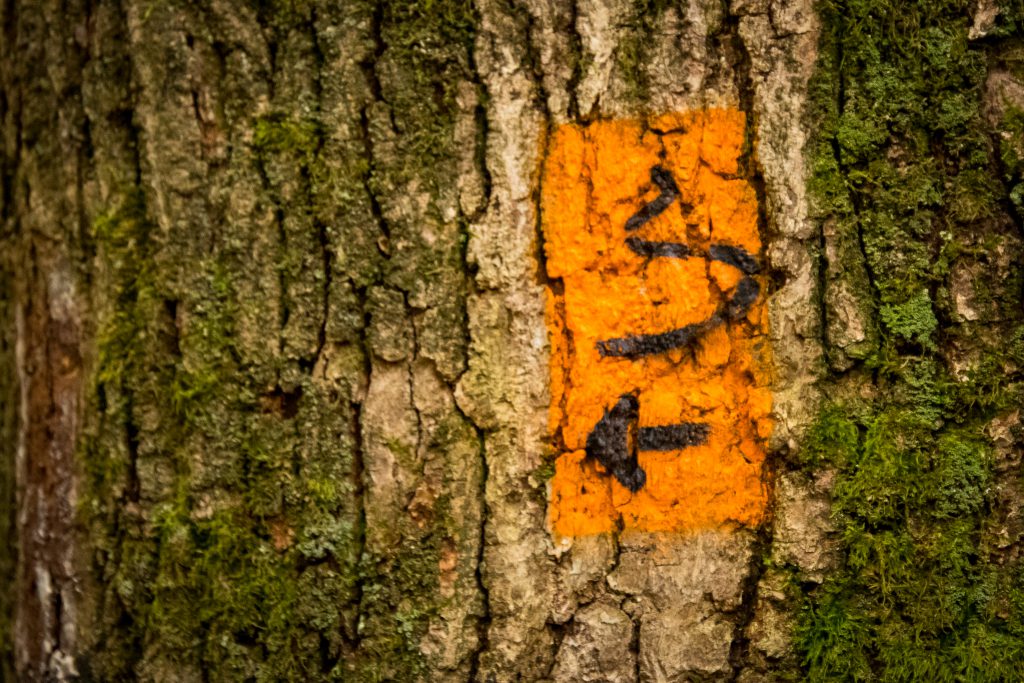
xmin=597 ymin=318 xmax=717 ymax=358
xmin=624 ymin=165 xmax=680 ymax=232
xmin=726 ymin=277 xmax=760 ymax=320
xmin=626 ymin=237 xmax=692 ymax=259
xmin=709 ymin=243 xmax=761 ymax=275
xmin=596 ymin=274 xmax=760 ymax=359
xmin=598 ymin=237 xmax=763 ymax=358
xmin=638 ymin=422 xmax=710 ymax=451
xmin=629 ymin=238 xmax=761 ymax=274
xmin=586 ymin=394 xmax=645 ymax=492
xmin=583 ymin=165 xmax=765 ymax=492
xmin=585 ymin=393 xmax=711 ymax=492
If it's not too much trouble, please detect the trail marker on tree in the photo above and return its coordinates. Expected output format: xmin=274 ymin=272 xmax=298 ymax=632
xmin=544 ymin=109 xmax=774 ymax=537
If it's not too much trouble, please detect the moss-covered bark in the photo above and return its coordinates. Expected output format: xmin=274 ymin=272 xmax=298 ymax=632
xmin=793 ymin=1 xmax=1024 ymax=680
xmin=7 ymin=0 xmax=1024 ymax=681
xmin=3 ymin=0 xmax=484 ymax=680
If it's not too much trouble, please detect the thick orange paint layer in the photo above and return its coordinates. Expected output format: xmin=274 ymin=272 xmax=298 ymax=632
xmin=544 ymin=109 xmax=773 ymax=537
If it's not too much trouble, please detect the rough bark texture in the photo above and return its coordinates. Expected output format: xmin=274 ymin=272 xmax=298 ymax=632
xmin=3 ymin=0 xmax=1024 ymax=681
xmin=789 ymin=1 xmax=1024 ymax=680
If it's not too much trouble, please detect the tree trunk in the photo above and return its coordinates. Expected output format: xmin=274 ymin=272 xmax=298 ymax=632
xmin=4 ymin=0 xmax=1024 ymax=681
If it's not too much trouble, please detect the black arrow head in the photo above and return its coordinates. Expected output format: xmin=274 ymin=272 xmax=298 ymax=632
xmin=585 ymin=394 xmax=646 ymax=492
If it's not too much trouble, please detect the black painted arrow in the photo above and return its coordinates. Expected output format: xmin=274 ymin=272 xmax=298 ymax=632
xmin=585 ymin=394 xmax=710 ymax=492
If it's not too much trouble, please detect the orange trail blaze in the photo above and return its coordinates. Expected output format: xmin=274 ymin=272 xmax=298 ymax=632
xmin=544 ymin=108 xmax=773 ymax=538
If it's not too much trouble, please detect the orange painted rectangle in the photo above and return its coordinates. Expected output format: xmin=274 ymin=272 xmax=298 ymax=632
xmin=544 ymin=109 xmax=773 ymax=537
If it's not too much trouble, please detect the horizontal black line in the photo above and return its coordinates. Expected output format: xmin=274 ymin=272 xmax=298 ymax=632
xmin=638 ymin=423 xmax=710 ymax=450
xmin=597 ymin=318 xmax=717 ymax=358
xmin=626 ymin=237 xmax=690 ymax=258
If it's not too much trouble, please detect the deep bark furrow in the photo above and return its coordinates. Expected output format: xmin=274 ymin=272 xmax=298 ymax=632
xmin=723 ymin=4 xmax=773 ymax=675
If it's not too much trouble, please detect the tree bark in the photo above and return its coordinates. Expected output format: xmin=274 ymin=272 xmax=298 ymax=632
xmin=3 ymin=0 xmax=1024 ymax=681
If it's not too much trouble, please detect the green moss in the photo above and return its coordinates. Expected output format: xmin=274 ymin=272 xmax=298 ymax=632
xmin=376 ymin=0 xmax=476 ymax=183
xmin=997 ymin=104 xmax=1024 ymax=226
xmin=879 ymin=289 xmax=938 ymax=349
xmin=254 ymin=114 xmax=322 ymax=163
xmin=800 ymin=403 xmax=861 ymax=468
xmin=147 ymin=505 xmax=318 ymax=678
xmin=533 ymin=460 xmax=557 ymax=481
xmin=947 ymin=168 xmax=1001 ymax=222
xmin=926 ymin=434 xmax=990 ymax=518
xmin=797 ymin=588 xmax=874 ymax=680
xmin=998 ymin=106 xmax=1024 ymax=175
xmin=836 ymin=110 xmax=889 ymax=162
xmin=344 ymin=510 xmax=447 ymax=682
xmin=82 ymin=188 xmax=367 ymax=679
xmin=344 ymin=412 xmax=482 ymax=680
xmin=797 ymin=402 xmax=1003 ymax=679
xmin=986 ymin=0 xmax=1024 ymax=37
xmin=78 ymin=1 xmax=481 ymax=677
xmin=796 ymin=0 xmax=1024 ymax=678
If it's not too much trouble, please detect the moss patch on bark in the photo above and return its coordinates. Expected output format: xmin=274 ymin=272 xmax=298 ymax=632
xmin=74 ymin=0 xmax=483 ymax=679
xmin=795 ymin=1 xmax=1024 ymax=679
